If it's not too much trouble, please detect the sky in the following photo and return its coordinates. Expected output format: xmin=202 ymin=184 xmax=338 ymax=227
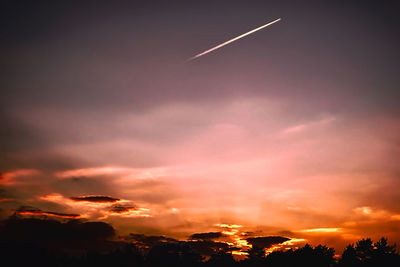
xmin=1 ymin=0 xmax=400 ymax=255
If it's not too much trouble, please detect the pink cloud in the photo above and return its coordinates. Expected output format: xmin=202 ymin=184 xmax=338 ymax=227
xmin=0 ymin=169 xmax=40 ymax=186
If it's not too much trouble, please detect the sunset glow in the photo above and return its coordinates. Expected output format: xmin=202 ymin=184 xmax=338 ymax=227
xmin=1 ymin=1 xmax=399 ymax=262
xmin=299 ymin=228 xmax=341 ymax=233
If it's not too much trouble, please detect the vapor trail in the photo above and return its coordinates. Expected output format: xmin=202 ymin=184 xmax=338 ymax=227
xmin=188 ymin=18 xmax=281 ymax=61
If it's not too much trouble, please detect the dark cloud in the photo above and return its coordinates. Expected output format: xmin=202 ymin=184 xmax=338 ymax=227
xmin=15 ymin=206 xmax=80 ymax=219
xmin=0 ymin=188 xmax=12 ymax=199
xmin=246 ymin=236 xmax=290 ymax=249
xmin=189 ymin=232 xmax=224 ymax=240
xmin=110 ymin=204 xmax=137 ymax=213
xmin=0 ymin=112 xmax=46 ymax=158
xmin=70 ymin=195 xmax=120 ymax=203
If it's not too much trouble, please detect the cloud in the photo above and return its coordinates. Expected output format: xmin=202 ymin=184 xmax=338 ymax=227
xmin=104 ymin=204 xmax=150 ymax=218
xmin=70 ymin=195 xmax=120 ymax=203
xmin=0 ymin=169 xmax=40 ymax=186
xmin=281 ymin=117 xmax=336 ymax=135
xmin=110 ymin=204 xmax=137 ymax=213
xmin=297 ymin=228 xmax=341 ymax=233
xmin=189 ymin=232 xmax=224 ymax=240
xmin=15 ymin=206 xmax=80 ymax=219
xmin=35 ymin=193 xmax=152 ymax=220
xmin=246 ymin=236 xmax=290 ymax=249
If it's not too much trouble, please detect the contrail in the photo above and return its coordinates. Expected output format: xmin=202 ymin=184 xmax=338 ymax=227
xmin=188 ymin=18 xmax=281 ymax=61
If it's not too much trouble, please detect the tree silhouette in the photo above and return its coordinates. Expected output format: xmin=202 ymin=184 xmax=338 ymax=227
xmin=1 ymin=216 xmax=400 ymax=267
xmin=146 ymin=243 xmax=202 ymax=267
xmin=206 ymin=250 xmax=236 ymax=267
xmin=372 ymin=237 xmax=399 ymax=266
xmin=374 ymin=237 xmax=396 ymax=255
xmin=313 ymin=244 xmax=336 ymax=267
xmin=355 ymin=238 xmax=374 ymax=264
xmin=245 ymin=245 xmax=266 ymax=267
xmin=339 ymin=237 xmax=400 ymax=267
xmin=339 ymin=244 xmax=359 ymax=267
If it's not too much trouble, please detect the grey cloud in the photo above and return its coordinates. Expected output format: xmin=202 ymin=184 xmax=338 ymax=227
xmin=70 ymin=195 xmax=120 ymax=203
xmin=246 ymin=236 xmax=290 ymax=249
xmin=189 ymin=232 xmax=224 ymax=240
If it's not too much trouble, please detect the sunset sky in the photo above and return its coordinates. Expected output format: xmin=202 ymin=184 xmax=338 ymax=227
xmin=1 ymin=0 xmax=400 ymax=255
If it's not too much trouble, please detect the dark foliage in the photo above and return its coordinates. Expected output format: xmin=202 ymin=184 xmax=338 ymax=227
xmin=0 ymin=216 xmax=399 ymax=267
xmin=338 ymin=237 xmax=399 ymax=267
xmin=257 ymin=244 xmax=335 ymax=267
xmin=0 ymin=215 xmax=115 ymax=242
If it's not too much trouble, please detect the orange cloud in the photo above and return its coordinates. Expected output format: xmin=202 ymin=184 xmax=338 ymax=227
xmin=0 ymin=169 xmax=40 ymax=185
xmin=38 ymin=193 xmax=151 ymax=220
xmin=103 ymin=204 xmax=150 ymax=218
xmin=55 ymin=166 xmax=167 ymax=181
xmin=298 ymin=228 xmax=342 ymax=233
xmin=15 ymin=206 xmax=81 ymax=219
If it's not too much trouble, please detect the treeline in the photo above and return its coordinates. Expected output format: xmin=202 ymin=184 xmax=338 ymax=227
xmin=0 ymin=216 xmax=399 ymax=267
xmin=1 ymin=237 xmax=398 ymax=267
